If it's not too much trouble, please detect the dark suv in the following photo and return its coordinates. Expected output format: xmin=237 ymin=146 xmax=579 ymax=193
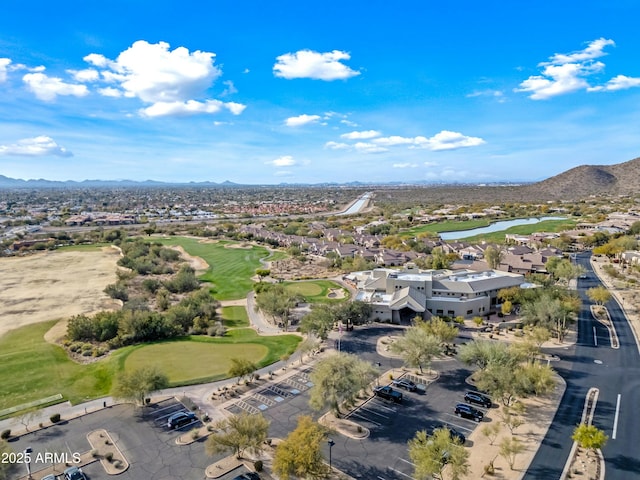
xmin=374 ymin=385 xmax=403 ymax=403
xmin=431 ymin=424 xmax=466 ymax=445
xmin=464 ymin=391 xmax=492 ymax=408
xmin=454 ymin=403 xmax=484 ymax=422
xmin=167 ymin=411 xmax=197 ymax=429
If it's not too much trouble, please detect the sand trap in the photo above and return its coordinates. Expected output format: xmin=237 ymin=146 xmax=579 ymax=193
xmin=0 ymin=247 xmax=122 ymax=339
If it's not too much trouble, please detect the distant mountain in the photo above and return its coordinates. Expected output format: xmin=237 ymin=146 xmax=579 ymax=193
xmin=524 ymin=156 xmax=640 ymax=199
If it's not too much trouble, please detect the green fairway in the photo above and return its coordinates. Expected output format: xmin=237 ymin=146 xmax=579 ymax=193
xmin=0 ymin=321 xmax=118 ymax=412
xmin=221 ymin=305 xmax=250 ymax=328
xmin=125 ymin=341 xmax=268 ymax=384
xmin=282 ymin=279 xmax=350 ymax=303
xmin=153 ymin=237 xmax=277 ymax=300
xmin=461 ymin=219 xmax=577 ymax=243
xmin=0 ymin=322 xmax=300 ymax=414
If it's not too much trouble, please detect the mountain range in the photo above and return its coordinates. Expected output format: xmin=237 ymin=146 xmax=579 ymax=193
xmin=1 ymin=156 xmax=639 ymax=200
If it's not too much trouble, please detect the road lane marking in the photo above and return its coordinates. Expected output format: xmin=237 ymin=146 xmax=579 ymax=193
xmin=612 ymin=393 xmax=621 ymax=440
xmin=348 ymin=411 xmax=381 ymax=426
xmin=359 ymin=406 xmax=390 ymax=419
xmin=593 ymin=326 xmax=598 ymax=346
xmin=399 ymin=458 xmax=415 ymax=466
xmin=388 ymin=467 xmax=415 ymax=479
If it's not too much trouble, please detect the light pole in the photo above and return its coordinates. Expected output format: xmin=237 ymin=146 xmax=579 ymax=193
xmin=327 ymin=439 xmax=335 ymax=471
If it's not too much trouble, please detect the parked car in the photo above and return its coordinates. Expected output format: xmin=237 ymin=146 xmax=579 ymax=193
xmin=42 ymin=476 xmax=57 ymax=480
xmin=392 ymin=378 xmax=418 ymax=392
xmin=167 ymin=411 xmax=197 ymax=429
xmin=454 ymin=403 xmax=484 ymax=422
xmin=431 ymin=424 xmax=466 ymax=445
xmin=233 ymin=473 xmax=260 ymax=480
xmin=373 ymin=385 xmax=403 ymax=403
xmin=464 ymin=391 xmax=492 ymax=408
xmin=64 ymin=466 xmax=87 ymax=480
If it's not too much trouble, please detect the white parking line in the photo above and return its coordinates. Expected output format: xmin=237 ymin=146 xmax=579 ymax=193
xmin=438 ymin=421 xmax=473 ymax=433
xmin=370 ymin=400 xmax=397 ymax=412
xmin=388 ymin=467 xmax=415 ymax=479
xmin=348 ymin=411 xmax=382 ymax=426
xmin=593 ymin=326 xmax=598 ymax=346
xmin=359 ymin=406 xmax=390 ymax=419
xmin=443 ymin=413 xmax=480 ymax=424
xmin=398 ymin=458 xmax=415 ymax=466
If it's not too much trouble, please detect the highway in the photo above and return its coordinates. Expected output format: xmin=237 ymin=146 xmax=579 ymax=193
xmin=523 ymin=252 xmax=640 ymax=479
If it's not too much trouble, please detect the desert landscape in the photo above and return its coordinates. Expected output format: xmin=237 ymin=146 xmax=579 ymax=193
xmin=0 ymin=247 xmax=122 ymax=339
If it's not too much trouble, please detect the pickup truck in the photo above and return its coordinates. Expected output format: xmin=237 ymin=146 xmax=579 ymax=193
xmin=373 ymin=385 xmax=403 ymax=403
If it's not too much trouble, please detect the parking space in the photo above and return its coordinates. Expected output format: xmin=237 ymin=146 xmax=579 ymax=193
xmin=142 ymin=397 xmax=202 ymax=433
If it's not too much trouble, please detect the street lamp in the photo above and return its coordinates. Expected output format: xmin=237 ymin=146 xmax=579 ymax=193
xmin=327 ymin=439 xmax=335 ymax=471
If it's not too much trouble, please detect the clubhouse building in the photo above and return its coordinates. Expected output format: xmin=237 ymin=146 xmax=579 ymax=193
xmin=348 ymin=264 xmax=525 ymax=323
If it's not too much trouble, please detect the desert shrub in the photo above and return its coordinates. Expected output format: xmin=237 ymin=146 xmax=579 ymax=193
xmin=49 ymin=413 xmax=61 ymax=423
xmin=1 ymin=429 xmax=10 ymax=439
xmin=254 ymin=460 xmax=263 ymax=472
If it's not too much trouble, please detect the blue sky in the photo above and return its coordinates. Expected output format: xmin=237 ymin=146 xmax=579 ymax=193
xmin=1 ymin=1 xmax=640 ymax=185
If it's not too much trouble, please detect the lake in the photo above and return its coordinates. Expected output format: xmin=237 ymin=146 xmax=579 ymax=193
xmin=439 ymin=216 xmax=566 ymax=240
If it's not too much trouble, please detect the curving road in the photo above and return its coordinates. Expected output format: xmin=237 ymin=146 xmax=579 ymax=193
xmin=523 ymin=252 xmax=640 ymax=479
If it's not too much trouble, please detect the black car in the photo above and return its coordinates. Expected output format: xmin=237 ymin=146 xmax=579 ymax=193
xmin=454 ymin=403 xmax=484 ymax=422
xmin=233 ymin=473 xmax=260 ymax=480
xmin=167 ymin=411 xmax=197 ymax=429
xmin=464 ymin=391 xmax=492 ymax=408
xmin=431 ymin=424 xmax=466 ymax=445
xmin=373 ymin=385 xmax=403 ymax=403
xmin=392 ymin=378 xmax=418 ymax=392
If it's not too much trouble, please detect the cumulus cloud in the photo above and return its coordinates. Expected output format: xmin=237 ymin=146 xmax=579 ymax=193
xmin=68 ymin=68 xmax=99 ymax=82
xmin=324 ymin=141 xmax=350 ymax=150
xmin=82 ymin=40 xmax=245 ymax=117
xmin=372 ymin=131 xmax=485 ymax=151
xmin=273 ymin=49 xmax=360 ymax=80
xmin=267 ymin=155 xmax=297 ymax=167
xmin=515 ymin=38 xmax=640 ymax=99
xmin=140 ymin=100 xmax=246 ymax=117
xmin=285 ymin=114 xmax=321 ymax=127
xmin=0 ymin=136 xmax=72 ymax=157
xmin=588 ymin=74 xmax=640 ymax=92
xmin=22 ymin=72 xmax=89 ymax=101
xmin=341 ymin=130 xmax=381 ymax=140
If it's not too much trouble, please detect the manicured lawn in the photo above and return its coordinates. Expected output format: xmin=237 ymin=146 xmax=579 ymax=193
xmin=0 ymin=321 xmax=118 ymax=412
xmin=402 ymin=219 xmax=491 ymax=238
xmin=462 ymin=219 xmax=577 ymax=243
xmin=0 ymin=322 xmax=300 ymax=413
xmin=282 ymin=279 xmax=350 ymax=303
xmin=125 ymin=341 xmax=268 ymax=384
xmin=153 ymin=237 xmax=276 ymax=300
xmin=221 ymin=306 xmax=250 ymax=328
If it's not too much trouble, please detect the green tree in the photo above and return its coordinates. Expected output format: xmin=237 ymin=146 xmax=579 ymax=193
xmin=111 ymin=366 xmax=169 ymax=405
xmin=587 ymin=286 xmax=612 ymax=306
xmin=206 ymin=412 xmax=270 ymax=459
xmin=408 ymin=428 xmax=469 ymax=480
xmin=228 ymin=357 xmax=258 ymax=384
xmin=255 ymin=284 xmax=300 ymax=329
xmin=499 ymin=436 xmax=525 ymax=470
xmin=484 ymin=245 xmax=504 ymax=269
xmin=501 ymin=300 xmax=513 ymax=316
xmin=300 ymin=305 xmax=335 ymax=340
xmin=272 ymin=416 xmax=328 ymax=480
xmin=309 ymin=353 xmax=378 ymax=414
xmin=390 ymin=327 xmax=442 ymax=374
xmin=297 ymin=337 xmax=321 ymax=364
xmin=418 ymin=317 xmax=459 ymax=344
xmin=572 ymin=424 xmax=608 ymax=457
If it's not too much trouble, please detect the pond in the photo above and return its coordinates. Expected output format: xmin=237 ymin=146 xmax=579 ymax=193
xmin=439 ymin=216 xmax=566 ymax=240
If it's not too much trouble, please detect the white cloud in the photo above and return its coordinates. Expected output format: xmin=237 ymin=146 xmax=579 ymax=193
xmin=340 ymin=119 xmax=358 ymax=127
xmin=324 ymin=141 xmax=350 ymax=150
xmin=422 ymin=130 xmax=486 ymax=151
xmin=140 ymin=99 xmax=246 ymax=117
xmin=221 ymin=80 xmax=237 ymax=96
xmin=0 ymin=58 xmax=11 ymax=82
xmin=588 ymin=74 xmax=640 ymax=92
xmin=514 ymin=38 xmax=639 ymax=100
xmin=22 ymin=72 xmax=89 ymax=101
xmin=546 ymin=38 xmax=614 ymax=65
xmin=466 ymin=89 xmax=505 ymax=101
xmin=268 ymin=155 xmax=297 ymax=167
xmin=0 ymin=136 xmax=72 ymax=157
xmin=341 ymin=130 xmax=381 ymax=140
xmin=83 ymin=40 xmax=245 ymax=117
xmin=373 ymin=135 xmax=417 ymax=146
xmin=68 ymin=68 xmax=99 ymax=82
xmin=353 ymin=142 xmax=387 ymax=153
xmin=274 ymin=170 xmax=294 ymax=177
xmin=285 ymin=114 xmax=321 ymax=127
xmin=273 ymin=49 xmax=360 ymax=80
xmin=392 ymin=163 xmax=418 ymax=168
xmin=423 ymin=161 xmax=438 ymax=167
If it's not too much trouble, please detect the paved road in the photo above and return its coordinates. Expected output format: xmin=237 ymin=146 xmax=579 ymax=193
xmin=524 ymin=252 xmax=640 ymax=479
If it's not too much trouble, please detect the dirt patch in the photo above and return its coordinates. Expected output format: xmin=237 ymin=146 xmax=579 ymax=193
xmin=169 ymin=245 xmax=210 ymax=272
xmin=270 ymin=257 xmax=333 ymax=280
xmin=0 ymin=247 xmax=121 ymax=339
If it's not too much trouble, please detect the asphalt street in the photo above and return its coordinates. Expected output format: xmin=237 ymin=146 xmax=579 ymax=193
xmin=523 ymin=252 xmax=640 ymax=480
